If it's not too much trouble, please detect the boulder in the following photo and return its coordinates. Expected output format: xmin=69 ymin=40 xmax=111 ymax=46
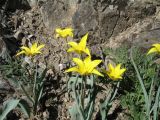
xmin=40 ymin=0 xmax=77 ymax=32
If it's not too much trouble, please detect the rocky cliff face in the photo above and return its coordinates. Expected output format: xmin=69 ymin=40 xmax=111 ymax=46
xmin=1 ymin=0 xmax=160 ymax=71
xmin=40 ymin=0 xmax=158 ymax=45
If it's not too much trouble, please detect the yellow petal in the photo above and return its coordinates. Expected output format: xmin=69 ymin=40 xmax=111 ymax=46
xmin=21 ymin=46 xmax=31 ymax=54
xmin=91 ymin=60 xmax=102 ymax=68
xmin=55 ymin=28 xmax=62 ymax=33
xmin=108 ymin=63 xmax=114 ymax=71
xmin=147 ymin=47 xmax=158 ymax=55
xmin=116 ymin=64 xmax=121 ymax=69
xmin=69 ymin=32 xmax=74 ymax=37
xmin=55 ymin=34 xmax=60 ymax=38
xmin=115 ymin=64 xmax=122 ymax=73
xmin=116 ymin=75 xmax=122 ymax=80
xmin=30 ymin=43 xmax=37 ymax=53
xmin=119 ymin=68 xmax=126 ymax=74
xmin=32 ymin=43 xmax=38 ymax=49
xmin=68 ymin=42 xmax=78 ymax=48
xmin=65 ymin=28 xmax=73 ymax=37
xmin=107 ymin=73 xmax=113 ymax=79
xmin=73 ymin=58 xmax=84 ymax=68
xmin=84 ymin=47 xmax=91 ymax=56
xmin=112 ymin=76 xmax=122 ymax=80
xmin=73 ymin=58 xmax=85 ymax=74
xmin=34 ymin=51 xmax=42 ymax=54
xmin=79 ymin=33 xmax=88 ymax=50
xmin=152 ymin=43 xmax=160 ymax=48
xmin=88 ymin=60 xmax=102 ymax=73
xmin=92 ymin=69 xmax=104 ymax=77
xmin=37 ymin=44 xmax=45 ymax=51
xmin=84 ymin=56 xmax=91 ymax=63
xmin=65 ymin=67 xmax=78 ymax=73
xmin=67 ymin=48 xmax=75 ymax=53
xmin=16 ymin=51 xmax=25 ymax=56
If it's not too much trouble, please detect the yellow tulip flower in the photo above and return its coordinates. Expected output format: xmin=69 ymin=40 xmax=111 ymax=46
xmin=147 ymin=43 xmax=160 ymax=55
xmin=105 ymin=63 xmax=126 ymax=80
xmin=16 ymin=43 xmax=45 ymax=57
xmin=67 ymin=33 xmax=90 ymax=56
xmin=65 ymin=56 xmax=103 ymax=76
xmin=55 ymin=28 xmax=73 ymax=38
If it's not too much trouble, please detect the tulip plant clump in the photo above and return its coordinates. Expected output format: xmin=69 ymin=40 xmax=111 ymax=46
xmin=0 ymin=27 xmax=160 ymax=120
xmin=0 ymin=42 xmax=46 ymax=119
xmin=55 ymin=28 xmax=126 ymax=120
xmin=16 ymin=42 xmax=46 ymax=115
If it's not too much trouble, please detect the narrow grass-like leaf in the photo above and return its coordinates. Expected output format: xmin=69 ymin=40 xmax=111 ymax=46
xmin=153 ymin=86 xmax=160 ymax=120
xmin=18 ymin=99 xmax=31 ymax=118
xmin=111 ymin=82 xmax=120 ymax=101
xmin=130 ymin=48 xmax=148 ymax=107
xmin=100 ymin=88 xmax=112 ymax=120
xmin=71 ymin=76 xmax=85 ymax=120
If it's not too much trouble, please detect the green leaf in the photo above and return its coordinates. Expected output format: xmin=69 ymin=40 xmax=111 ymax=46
xmin=68 ymin=105 xmax=81 ymax=120
xmin=0 ymin=99 xmax=20 ymax=120
xmin=18 ymin=99 xmax=31 ymax=118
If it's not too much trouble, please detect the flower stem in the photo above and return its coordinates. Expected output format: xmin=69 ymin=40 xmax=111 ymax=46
xmin=81 ymin=76 xmax=86 ymax=110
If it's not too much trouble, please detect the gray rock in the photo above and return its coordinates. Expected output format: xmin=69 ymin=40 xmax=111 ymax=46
xmin=72 ymin=1 xmax=98 ymax=37
xmin=40 ymin=0 xmax=77 ymax=30
xmin=102 ymin=17 xmax=160 ymax=49
xmin=133 ymin=28 xmax=160 ymax=47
